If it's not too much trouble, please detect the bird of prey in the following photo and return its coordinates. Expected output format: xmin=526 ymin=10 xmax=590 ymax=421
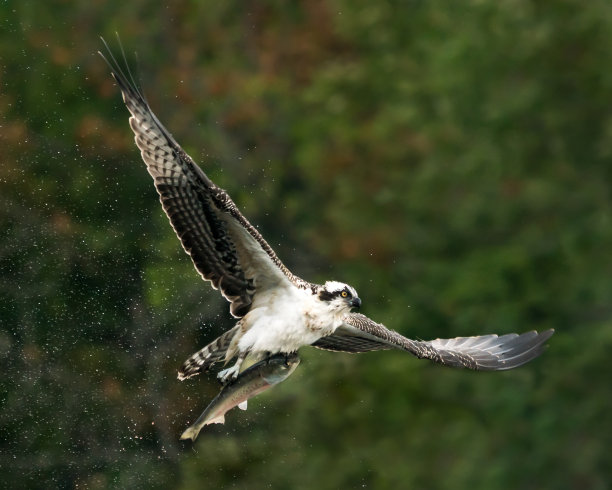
xmin=100 ymin=42 xmax=553 ymax=384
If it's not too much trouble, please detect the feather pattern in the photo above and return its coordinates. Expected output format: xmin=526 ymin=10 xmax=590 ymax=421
xmin=100 ymin=40 xmax=554 ymax=380
xmin=177 ymin=325 xmax=241 ymax=380
xmin=312 ymin=313 xmax=554 ymax=371
xmin=100 ymin=41 xmax=314 ymax=318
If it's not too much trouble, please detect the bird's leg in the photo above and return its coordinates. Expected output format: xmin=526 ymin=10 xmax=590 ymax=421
xmin=217 ymin=352 xmax=247 ymax=384
xmin=284 ymin=351 xmax=298 ymax=366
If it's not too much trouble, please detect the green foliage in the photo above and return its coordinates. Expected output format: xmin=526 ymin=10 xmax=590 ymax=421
xmin=2 ymin=0 xmax=611 ymax=488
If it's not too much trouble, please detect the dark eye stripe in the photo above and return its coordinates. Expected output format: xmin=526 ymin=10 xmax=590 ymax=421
xmin=318 ymin=290 xmax=335 ymax=301
xmin=319 ymin=288 xmax=352 ymax=301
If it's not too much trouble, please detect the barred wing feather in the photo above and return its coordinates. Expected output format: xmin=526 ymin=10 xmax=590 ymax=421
xmin=100 ymin=41 xmax=313 ymax=318
xmin=313 ymin=313 xmax=554 ymax=371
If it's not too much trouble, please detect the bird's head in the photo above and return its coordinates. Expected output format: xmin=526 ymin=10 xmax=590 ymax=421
xmin=318 ymin=281 xmax=361 ymax=312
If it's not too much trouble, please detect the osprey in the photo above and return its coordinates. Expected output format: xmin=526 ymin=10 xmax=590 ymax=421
xmin=100 ymin=42 xmax=553 ymax=384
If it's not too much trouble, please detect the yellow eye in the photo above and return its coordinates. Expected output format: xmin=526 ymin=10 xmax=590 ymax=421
xmin=341 ymin=291 xmax=348 ymax=298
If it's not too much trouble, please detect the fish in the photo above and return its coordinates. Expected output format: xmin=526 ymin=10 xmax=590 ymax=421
xmin=180 ymin=352 xmax=300 ymax=441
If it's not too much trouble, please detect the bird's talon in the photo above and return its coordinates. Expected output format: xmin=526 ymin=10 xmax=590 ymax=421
xmin=217 ymin=364 xmax=240 ymax=384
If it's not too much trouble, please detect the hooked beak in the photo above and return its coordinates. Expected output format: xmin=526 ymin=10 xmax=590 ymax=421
xmin=350 ymin=297 xmax=362 ymax=309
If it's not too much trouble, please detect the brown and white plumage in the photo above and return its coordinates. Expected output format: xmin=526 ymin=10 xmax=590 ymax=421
xmin=100 ymin=40 xmax=314 ymax=320
xmin=313 ymin=314 xmax=554 ymax=370
xmin=100 ymin=40 xmax=553 ymax=384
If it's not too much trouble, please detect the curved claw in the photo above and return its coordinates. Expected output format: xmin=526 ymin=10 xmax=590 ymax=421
xmin=217 ymin=358 xmax=244 ymax=384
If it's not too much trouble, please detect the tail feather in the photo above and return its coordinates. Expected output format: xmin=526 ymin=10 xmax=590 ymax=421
xmin=178 ymin=326 xmax=240 ymax=380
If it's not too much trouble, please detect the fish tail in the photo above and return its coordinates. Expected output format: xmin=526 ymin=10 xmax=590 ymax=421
xmin=179 ymin=425 xmax=201 ymax=442
xmin=180 ymin=413 xmax=225 ymax=441
xmin=178 ymin=325 xmax=240 ymax=380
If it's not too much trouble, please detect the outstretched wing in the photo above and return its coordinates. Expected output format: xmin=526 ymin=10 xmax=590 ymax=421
xmin=312 ymin=313 xmax=554 ymax=370
xmin=100 ymin=40 xmax=313 ymax=317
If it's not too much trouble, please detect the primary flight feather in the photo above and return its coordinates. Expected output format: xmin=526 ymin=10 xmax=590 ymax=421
xmin=100 ymin=40 xmax=553 ymax=385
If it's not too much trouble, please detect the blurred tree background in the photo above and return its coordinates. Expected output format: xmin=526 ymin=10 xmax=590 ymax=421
xmin=1 ymin=0 xmax=611 ymax=488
